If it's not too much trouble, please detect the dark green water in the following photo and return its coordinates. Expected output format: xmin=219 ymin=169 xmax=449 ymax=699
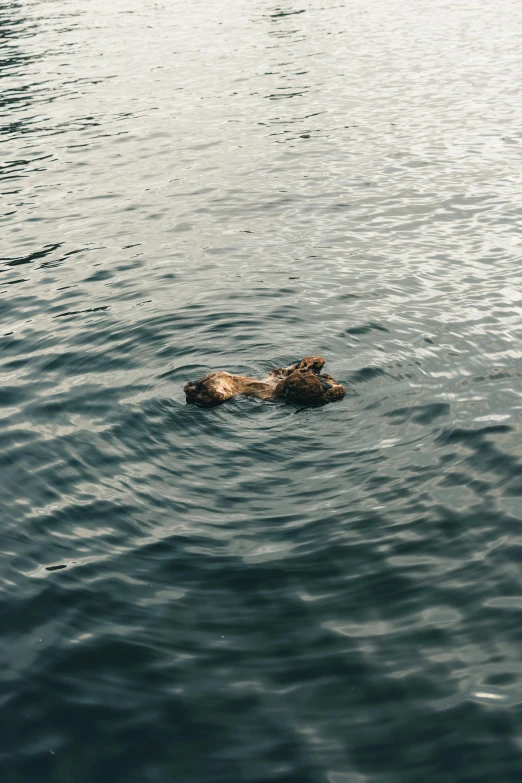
xmin=3 ymin=0 xmax=522 ymax=780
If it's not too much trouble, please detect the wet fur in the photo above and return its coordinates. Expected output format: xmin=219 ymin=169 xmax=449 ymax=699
xmin=184 ymin=356 xmax=346 ymax=407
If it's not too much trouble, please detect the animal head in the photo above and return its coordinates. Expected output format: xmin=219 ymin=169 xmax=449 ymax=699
xmin=274 ymin=357 xmax=346 ymax=404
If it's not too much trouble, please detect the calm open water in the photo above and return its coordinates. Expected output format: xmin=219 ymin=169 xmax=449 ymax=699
xmin=2 ymin=0 xmax=522 ymax=780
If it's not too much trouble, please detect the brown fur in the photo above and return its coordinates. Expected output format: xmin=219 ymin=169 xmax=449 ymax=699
xmin=184 ymin=356 xmax=346 ymax=407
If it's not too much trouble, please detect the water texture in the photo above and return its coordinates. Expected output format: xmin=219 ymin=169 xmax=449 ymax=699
xmin=2 ymin=0 xmax=522 ymax=780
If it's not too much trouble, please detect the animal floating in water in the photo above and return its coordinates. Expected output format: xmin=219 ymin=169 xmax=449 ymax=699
xmin=184 ymin=356 xmax=346 ymax=407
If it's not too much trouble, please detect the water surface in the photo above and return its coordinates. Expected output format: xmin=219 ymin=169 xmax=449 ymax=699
xmin=2 ymin=0 xmax=522 ymax=781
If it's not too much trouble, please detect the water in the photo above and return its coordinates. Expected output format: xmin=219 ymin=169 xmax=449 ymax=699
xmin=2 ymin=0 xmax=522 ymax=780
